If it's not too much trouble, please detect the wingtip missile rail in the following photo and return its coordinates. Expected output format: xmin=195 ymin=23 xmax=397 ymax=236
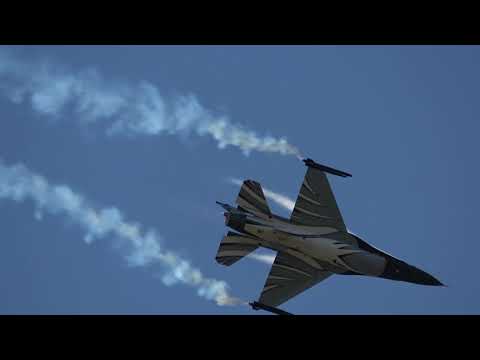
xmin=249 ymin=301 xmax=294 ymax=316
xmin=302 ymin=158 xmax=352 ymax=178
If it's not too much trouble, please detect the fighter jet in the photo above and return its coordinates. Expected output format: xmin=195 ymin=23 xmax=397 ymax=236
xmin=215 ymin=158 xmax=444 ymax=315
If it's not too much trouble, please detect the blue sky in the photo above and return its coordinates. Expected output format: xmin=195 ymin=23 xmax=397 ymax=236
xmin=0 ymin=45 xmax=478 ymax=314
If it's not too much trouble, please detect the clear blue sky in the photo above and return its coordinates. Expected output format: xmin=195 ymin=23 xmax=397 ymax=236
xmin=0 ymin=45 xmax=478 ymax=314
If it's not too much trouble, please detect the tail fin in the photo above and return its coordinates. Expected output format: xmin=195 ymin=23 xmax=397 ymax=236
xmin=215 ymin=231 xmax=259 ymax=266
xmin=236 ymin=180 xmax=271 ymax=217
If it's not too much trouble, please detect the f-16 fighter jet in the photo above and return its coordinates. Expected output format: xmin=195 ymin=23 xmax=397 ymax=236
xmin=216 ymin=158 xmax=443 ymax=315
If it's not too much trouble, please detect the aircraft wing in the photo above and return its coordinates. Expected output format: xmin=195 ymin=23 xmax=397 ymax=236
xmin=258 ymin=250 xmax=332 ymax=308
xmin=290 ymin=166 xmax=347 ymax=231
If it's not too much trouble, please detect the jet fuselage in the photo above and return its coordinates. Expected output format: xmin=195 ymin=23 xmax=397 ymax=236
xmin=223 ymin=207 xmax=443 ymax=286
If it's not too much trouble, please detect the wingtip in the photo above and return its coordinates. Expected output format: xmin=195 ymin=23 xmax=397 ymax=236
xmin=302 ymin=158 xmax=352 ymax=178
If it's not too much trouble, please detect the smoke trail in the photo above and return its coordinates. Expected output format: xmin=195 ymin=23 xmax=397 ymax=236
xmin=261 ymin=187 xmax=295 ymax=212
xmin=0 ymin=49 xmax=301 ymax=157
xmin=247 ymin=252 xmax=276 ymax=265
xmin=0 ymin=159 xmax=244 ymax=307
xmin=228 ymin=177 xmax=295 ymax=212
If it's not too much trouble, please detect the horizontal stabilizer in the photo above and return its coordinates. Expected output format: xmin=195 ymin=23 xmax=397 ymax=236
xmin=215 ymin=232 xmax=259 ymax=266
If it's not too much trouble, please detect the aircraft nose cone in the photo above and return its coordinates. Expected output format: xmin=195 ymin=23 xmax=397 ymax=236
xmin=409 ymin=266 xmax=444 ymax=286
xmin=382 ymin=258 xmax=445 ymax=286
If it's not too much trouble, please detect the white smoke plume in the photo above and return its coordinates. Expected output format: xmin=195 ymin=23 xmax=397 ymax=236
xmin=247 ymin=252 xmax=276 ymax=265
xmin=261 ymin=187 xmax=296 ymax=212
xmin=0 ymin=49 xmax=301 ymax=157
xmin=0 ymin=159 xmax=245 ymax=307
xmin=228 ymin=177 xmax=295 ymax=212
